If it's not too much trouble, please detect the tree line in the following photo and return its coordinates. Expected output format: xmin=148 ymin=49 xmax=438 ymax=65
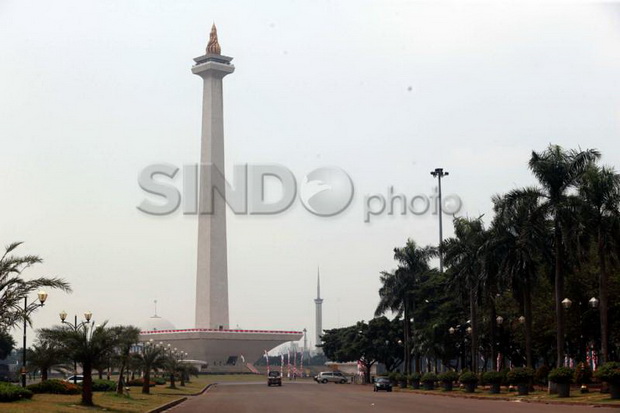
xmin=323 ymin=144 xmax=620 ymax=376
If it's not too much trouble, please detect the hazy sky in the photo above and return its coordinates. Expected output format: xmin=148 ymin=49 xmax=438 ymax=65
xmin=2 ymin=1 xmax=620 ymax=349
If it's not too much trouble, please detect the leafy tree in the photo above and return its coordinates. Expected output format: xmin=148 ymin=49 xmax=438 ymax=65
xmin=133 ymin=340 xmax=166 ymax=394
xmin=578 ymin=165 xmax=620 ymax=363
xmin=109 ymin=326 xmax=141 ymax=395
xmin=321 ymin=317 xmax=400 ymax=383
xmin=39 ymin=322 xmax=124 ymax=406
xmin=528 ymin=144 xmax=600 ymax=366
xmin=375 ymin=239 xmax=435 ymax=374
xmin=0 ymin=330 xmax=15 ymax=360
xmin=443 ymin=217 xmax=488 ymax=372
xmin=0 ymin=242 xmax=71 ymax=330
xmin=491 ymin=189 xmax=551 ymax=367
xmin=26 ymin=340 xmax=68 ymax=381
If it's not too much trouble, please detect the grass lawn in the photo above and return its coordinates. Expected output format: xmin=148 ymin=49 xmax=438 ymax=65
xmin=397 ymin=386 xmax=620 ymax=406
xmin=0 ymin=374 xmax=263 ymax=413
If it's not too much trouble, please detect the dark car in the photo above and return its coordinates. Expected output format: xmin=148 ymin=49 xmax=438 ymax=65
xmin=267 ymin=371 xmax=282 ymax=386
xmin=373 ymin=377 xmax=392 ymax=392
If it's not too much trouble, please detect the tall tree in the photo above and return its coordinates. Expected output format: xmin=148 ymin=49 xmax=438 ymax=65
xmin=578 ymin=164 xmax=620 ymax=363
xmin=443 ymin=217 xmax=488 ymax=372
xmin=110 ymin=326 xmax=141 ymax=395
xmin=375 ymin=239 xmax=436 ymax=374
xmin=491 ymin=189 xmax=551 ymax=367
xmin=0 ymin=242 xmax=71 ymax=330
xmin=133 ymin=340 xmax=166 ymax=394
xmin=528 ymin=144 xmax=600 ymax=366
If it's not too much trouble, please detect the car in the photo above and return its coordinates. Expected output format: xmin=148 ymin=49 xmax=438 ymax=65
xmin=373 ymin=377 xmax=393 ymax=392
xmin=314 ymin=371 xmax=348 ymax=384
xmin=267 ymin=371 xmax=282 ymax=386
xmin=64 ymin=375 xmax=84 ymax=384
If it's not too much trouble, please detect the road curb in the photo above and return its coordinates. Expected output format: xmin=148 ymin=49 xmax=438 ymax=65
xmin=396 ymin=388 xmax=620 ymax=408
xmin=146 ymin=396 xmax=188 ymax=413
xmin=146 ymin=383 xmax=216 ymax=412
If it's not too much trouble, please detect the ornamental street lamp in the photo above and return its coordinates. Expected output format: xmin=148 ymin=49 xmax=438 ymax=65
xmin=589 ymin=297 xmax=599 ymax=308
xmin=430 ymin=168 xmax=449 ymax=273
xmin=562 ymin=298 xmax=573 ymax=310
xmin=59 ymin=310 xmax=93 ymax=384
xmin=518 ymin=316 xmax=526 ymax=324
xmin=21 ymin=291 xmax=48 ymax=387
xmin=496 ymin=316 xmax=504 ymax=326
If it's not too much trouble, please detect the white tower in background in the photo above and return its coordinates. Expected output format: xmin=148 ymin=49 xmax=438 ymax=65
xmin=314 ymin=268 xmax=323 ymax=353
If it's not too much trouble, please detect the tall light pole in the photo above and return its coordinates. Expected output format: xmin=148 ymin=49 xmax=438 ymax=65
xmin=430 ymin=168 xmax=449 ymax=273
xmin=21 ymin=291 xmax=48 ymax=387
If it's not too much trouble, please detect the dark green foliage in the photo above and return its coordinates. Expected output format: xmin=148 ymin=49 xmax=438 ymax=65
xmin=92 ymin=379 xmax=116 ymax=392
xmin=27 ymin=379 xmax=80 ymax=394
xmin=595 ymin=362 xmax=620 ymax=384
xmin=483 ymin=371 xmax=505 ymax=384
xmin=574 ymin=363 xmax=592 ymax=385
xmin=507 ymin=367 xmax=535 ymax=384
xmin=459 ymin=371 xmax=479 ymax=384
xmin=548 ymin=367 xmax=574 ymax=384
xmin=153 ymin=377 xmax=166 ymax=385
xmin=127 ymin=378 xmax=155 ymax=387
xmin=438 ymin=371 xmax=459 ymax=383
xmin=421 ymin=372 xmax=437 ymax=383
xmin=0 ymin=382 xmax=33 ymax=402
xmin=409 ymin=372 xmax=421 ymax=382
xmin=534 ymin=365 xmax=550 ymax=385
xmin=0 ymin=330 xmax=15 ymax=360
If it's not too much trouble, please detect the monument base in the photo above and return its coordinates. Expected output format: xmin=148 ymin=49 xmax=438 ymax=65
xmin=139 ymin=328 xmax=302 ymax=373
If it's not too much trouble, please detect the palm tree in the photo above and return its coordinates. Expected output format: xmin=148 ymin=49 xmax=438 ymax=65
xmin=26 ymin=339 xmax=68 ymax=381
xmin=133 ymin=340 xmax=166 ymax=394
xmin=110 ymin=326 xmax=141 ymax=395
xmin=443 ymin=216 xmax=488 ymax=372
xmin=528 ymin=144 xmax=600 ymax=366
xmin=375 ymin=239 xmax=436 ymax=374
xmin=491 ymin=189 xmax=551 ymax=367
xmin=39 ymin=322 xmax=122 ymax=406
xmin=0 ymin=242 xmax=71 ymax=330
xmin=578 ymin=164 xmax=620 ymax=363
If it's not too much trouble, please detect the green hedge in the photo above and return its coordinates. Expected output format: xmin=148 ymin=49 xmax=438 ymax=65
xmin=27 ymin=379 xmax=80 ymax=395
xmin=507 ymin=367 xmax=534 ymax=384
xmin=595 ymin=362 xmax=620 ymax=384
xmin=92 ymin=379 xmax=117 ymax=392
xmin=421 ymin=372 xmax=437 ymax=383
xmin=548 ymin=367 xmax=574 ymax=384
xmin=0 ymin=382 xmax=33 ymax=402
xmin=483 ymin=371 xmax=504 ymax=384
xmin=153 ymin=377 xmax=166 ymax=385
xmin=126 ymin=378 xmax=156 ymax=387
xmin=459 ymin=371 xmax=479 ymax=384
xmin=438 ymin=371 xmax=459 ymax=383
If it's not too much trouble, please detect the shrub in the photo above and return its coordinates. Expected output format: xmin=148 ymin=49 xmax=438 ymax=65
xmin=548 ymin=367 xmax=574 ymax=384
xmin=153 ymin=377 xmax=166 ymax=385
xmin=421 ymin=372 xmax=437 ymax=383
xmin=127 ymin=378 xmax=156 ymax=387
xmin=92 ymin=379 xmax=117 ymax=392
xmin=506 ymin=367 xmax=534 ymax=384
xmin=0 ymin=382 xmax=33 ymax=402
xmin=483 ymin=371 xmax=504 ymax=384
xmin=594 ymin=362 xmax=620 ymax=384
xmin=574 ymin=363 xmax=592 ymax=385
xmin=438 ymin=371 xmax=459 ymax=383
xmin=27 ymin=379 xmax=80 ymax=395
xmin=459 ymin=371 xmax=479 ymax=384
xmin=534 ymin=365 xmax=550 ymax=385
xmin=410 ymin=372 xmax=421 ymax=381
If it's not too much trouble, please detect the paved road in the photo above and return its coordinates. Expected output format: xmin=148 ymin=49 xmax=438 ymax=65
xmin=169 ymin=381 xmax=619 ymax=413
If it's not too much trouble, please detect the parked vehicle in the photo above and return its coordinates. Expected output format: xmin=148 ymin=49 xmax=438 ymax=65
xmin=267 ymin=371 xmax=282 ymax=387
xmin=314 ymin=371 xmax=348 ymax=384
xmin=64 ymin=375 xmax=84 ymax=384
xmin=373 ymin=377 xmax=393 ymax=392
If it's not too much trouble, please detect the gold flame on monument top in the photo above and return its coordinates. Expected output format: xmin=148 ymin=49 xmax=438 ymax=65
xmin=207 ymin=23 xmax=221 ymax=55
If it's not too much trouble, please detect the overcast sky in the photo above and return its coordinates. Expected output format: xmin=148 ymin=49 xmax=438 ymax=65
xmin=2 ymin=1 xmax=620 ymax=349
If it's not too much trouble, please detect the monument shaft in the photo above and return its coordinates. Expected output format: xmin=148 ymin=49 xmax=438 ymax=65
xmin=192 ymin=27 xmax=234 ymax=330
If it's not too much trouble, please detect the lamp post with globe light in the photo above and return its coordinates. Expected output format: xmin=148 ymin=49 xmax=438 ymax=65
xmin=59 ymin=310 xmax=93 ymax=384
xmin=21 ymin=291 xmax=48 ymax=387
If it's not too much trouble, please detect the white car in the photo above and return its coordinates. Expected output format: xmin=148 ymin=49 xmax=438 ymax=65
xmin=314 ymin=371 xmax=348 ymax=384
xmin=64 ymin=375 xmax=84 ymax=384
